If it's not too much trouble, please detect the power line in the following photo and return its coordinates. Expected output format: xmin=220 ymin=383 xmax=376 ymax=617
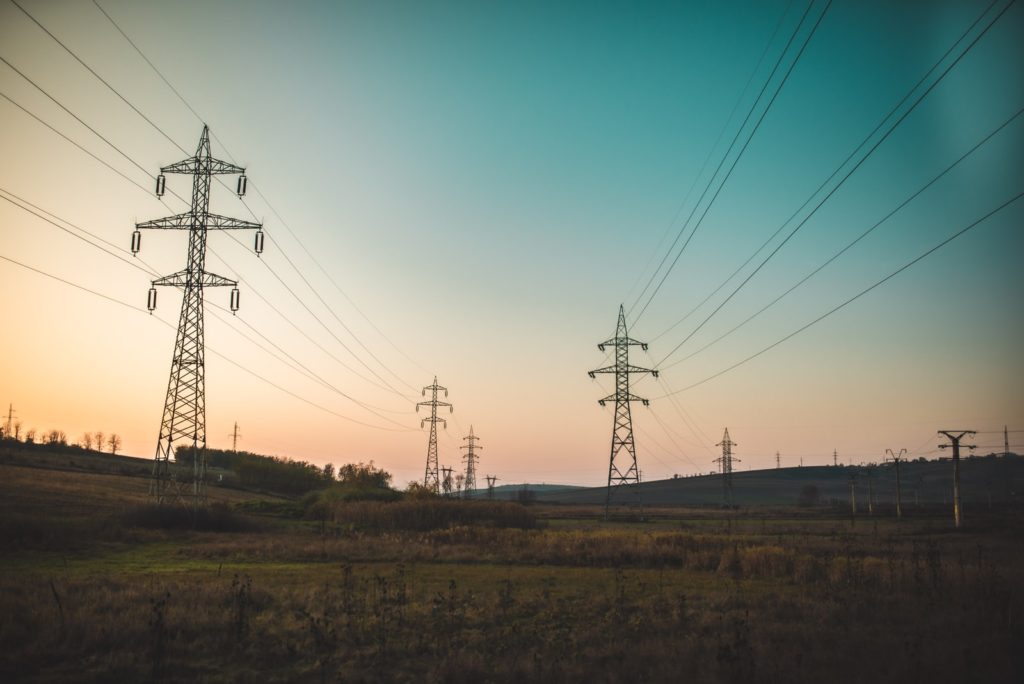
xmin=622 ymin=0 xmax=797 ymax=307
xmin=654 ymin=187 xmax=1024 ymax=397
xmin=648 ymin=0 xmax=1002 ymax=346
xmin=631 ymin=0 xmax=831 ymax=324
xmin=89 ymin=0 xmax=424 ymax=392
xmin=0 ymin=90 xmax=153 ymax=197
xmin=655 ymin=0 xmax=1016 ymax=368
xmin=0 ymin=252 xmax=140 ymax=313
xmin=661 ymin=101 xmax=1024 ymax=371
xmin=0 ymin=250 xmax=411 ymax=433
xmin=9 ymin=0 xmax=188 ymax=155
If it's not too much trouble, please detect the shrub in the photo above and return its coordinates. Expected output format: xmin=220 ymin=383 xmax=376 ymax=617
xmin=119 ymin=503 xmax=265 ymax=532
xmin=327 ymin=499 xmax=537 ymax=533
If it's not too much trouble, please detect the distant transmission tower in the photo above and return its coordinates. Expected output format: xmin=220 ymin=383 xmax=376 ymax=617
xmin=588 ymin=305 xmax=658 ymax=518
xmin=416 ymin=377 xmax=452 ymax=493
xmin=441 ymin=466 xmax=454 ymax=497
xmin=461 ymin=425 xmax=481 ymax=499
xmin=486 ymin=475 xmax=498 ymax=500
xmin=775 ymin=451 xmax=780 ymax=469
xmin=833 ymin=449 xmax=838 ymax=467
xmin=228 ymin=421 xmax=242 ymax=452
xmin=714 ymin=428 xmax=739 ymax=507
xmin=134 ymin=126 xmax=262 ymax=509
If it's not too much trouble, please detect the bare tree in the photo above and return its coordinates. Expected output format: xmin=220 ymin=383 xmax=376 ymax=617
xmin=322 ymin=462 xmax=335 ymax=481
xmin=107 ymin=434 xmax=122 ymax=456
xmin=13 ymin=421 xmax=22 ymax=440
xmin=82 ymin=433 xmax=93 ymax=450
xmin=46 ymin=430 xmax=66 ymax=446
xmin=25 ymin=428 xmax=36 ymax=443
xmin=94 ymin=432 xmax=104 ymax=453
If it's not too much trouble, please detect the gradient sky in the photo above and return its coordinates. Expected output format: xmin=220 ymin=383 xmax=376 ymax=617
xmin=1 ymin=0 xmax=1022 ymax=487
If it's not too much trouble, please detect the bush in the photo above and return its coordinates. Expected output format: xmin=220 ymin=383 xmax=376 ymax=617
xmin=327 ymin=499 xmax=537 ymax=533
xmin=119 ymin=503 xmax=265 ymax=532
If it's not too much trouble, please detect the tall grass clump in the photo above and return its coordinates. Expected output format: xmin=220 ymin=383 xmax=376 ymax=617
xmin=328 ymin=499 xmax=537 ymax=533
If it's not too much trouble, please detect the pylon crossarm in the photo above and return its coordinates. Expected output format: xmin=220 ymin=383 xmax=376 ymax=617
xmin=137 ymin=212 xmax=261 ymax=231
xmin=161 ymin=156 xmax=245 ymax=176
xmin=152 ymin=270 xmax=238 ymax=288
xmin=598 ymin=335 xmax=649 ymax=348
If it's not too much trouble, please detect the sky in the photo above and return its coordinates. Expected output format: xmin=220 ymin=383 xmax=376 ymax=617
xmin=1 ymin=0 xmax=1022 ymax=488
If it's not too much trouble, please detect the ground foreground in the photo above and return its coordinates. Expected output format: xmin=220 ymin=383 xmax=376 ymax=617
xmin=1 ymin=460 xmax=1022 ymax=683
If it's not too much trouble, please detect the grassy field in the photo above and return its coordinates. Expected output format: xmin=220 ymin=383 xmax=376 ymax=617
xmin=1 ymin=456 xmax=1022 ymax=683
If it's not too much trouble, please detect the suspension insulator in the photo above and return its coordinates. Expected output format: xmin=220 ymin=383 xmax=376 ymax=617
xmin=147 ymin=287 xmax=157 ymax=313
xmin=155 ymin=174 xmax=166 ymax=197
xmin=237 ymin=174 xmax=247 ymax=197
xmin=131 ymin=230 xmax=142 ymax=255
xmin=254 ymin=229 xmax=264 ymax=256
xmin=230 ymin=287 xmax=240 ymax=314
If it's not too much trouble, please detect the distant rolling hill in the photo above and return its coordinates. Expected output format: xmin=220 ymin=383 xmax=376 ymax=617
xmin=503 ymin=455 xmax=1023 ymax=508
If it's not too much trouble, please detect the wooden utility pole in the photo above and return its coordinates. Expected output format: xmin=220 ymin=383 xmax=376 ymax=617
xmin=938 ymin=430 xmax=975 ymax=529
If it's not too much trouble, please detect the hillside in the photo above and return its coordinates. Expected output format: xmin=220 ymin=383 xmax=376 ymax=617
xmin=529 ymin=455 xmax=1023 ymax=508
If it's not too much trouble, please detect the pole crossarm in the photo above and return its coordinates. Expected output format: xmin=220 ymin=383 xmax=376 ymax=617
xmin=137 ymin=212 xmax=262 ymax=231
xmin=152 ymin=270 xmax=237 ymax=288
xmin=161 ymin=156 xmax=245 ymax=176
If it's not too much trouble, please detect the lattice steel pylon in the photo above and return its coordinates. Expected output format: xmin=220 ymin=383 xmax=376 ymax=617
xmin=416 ymin=377 xmax=452 ymax=493
xmin=134 ymin=126 xmax=262 ymax=509
xmin=714 ymin=428 xmax=740 ymax=507
xmin=461 ymin=425 xmax=482 ymax=499
xmin=588 ymin=305 xmax=658 ymax=518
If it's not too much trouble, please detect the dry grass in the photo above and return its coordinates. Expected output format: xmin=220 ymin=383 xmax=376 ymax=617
xmin=1 ymin=462 xmax=1022 ymax=682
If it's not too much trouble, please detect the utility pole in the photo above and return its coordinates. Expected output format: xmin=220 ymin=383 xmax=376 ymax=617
xmin=775 ymin=451 xmax=780 ymax=469
xmin=3 ymin=404 xmax=14 ymax=440
xmin=588 ymin=305 xmax=657 ymax=519
xmin=713 ymin=428 xmax=739 ymax=507
xmin=885 ymin=448 xmax=907 ymax=519
xmin=416 ymin=377 xmax=452 ymax=493
xmin=441 ymin=466 xmax=454 ymax=497
xmin=866 ymin=468 xmax=875 ymax=516
xmin=848 ymin=470 xmax=858 ymax=518
xmin=228 ymin=422 xmax=241 ymax=452
xmin=486 ymin=475 xmax=498 ymax=500
xmin=134 ymin=126 xmax=262 ymax=510
xmin=938 ymin=430 xmax=975 ymax=529
xmin=1005 ymin=425 xmax=1011 ymax=456
xmin=461 ymin=425 xmax=481 ymax=499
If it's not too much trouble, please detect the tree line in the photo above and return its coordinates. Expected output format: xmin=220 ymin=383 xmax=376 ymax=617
xmin=0 ymin=425 xmax=122 ymax=454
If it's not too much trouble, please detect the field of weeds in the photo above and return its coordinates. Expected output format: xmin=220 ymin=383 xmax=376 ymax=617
xmin=1 ymin=462 xmax=1022 ymax=683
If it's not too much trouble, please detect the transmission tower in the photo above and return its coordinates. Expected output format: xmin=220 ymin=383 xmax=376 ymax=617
xmin=714 ymin=428 xmax=740 ymax=507
xmin=3 ymin=403 xmax=14 ymax=440
xmin=461 ymin=425 xmax=481 ymax=499
xmin=228 ymin=421 xmax=242 ymax=452
xmin=486 ymin=475 xmax=498 ymax=500
xmin=588 ymin=305 xmax=658 ymax=518
xmin=833 ymin=449 xmax=838 ymax=467
xmin=416 ymin=377 xmax=452 ymax=493
xmin=938 ymin=429 xmax=975 ymax=528
xmin=440 ymin=466 xmax=454 ymax=497
xmin=134 ymin=126 xmax=262 ymax=509
xmin=775 ymin=451 xmax=780 ymax=469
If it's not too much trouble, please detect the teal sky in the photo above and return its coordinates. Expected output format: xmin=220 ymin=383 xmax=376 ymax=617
xmin=1 ymin=0 xmax=1022 ymax=486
